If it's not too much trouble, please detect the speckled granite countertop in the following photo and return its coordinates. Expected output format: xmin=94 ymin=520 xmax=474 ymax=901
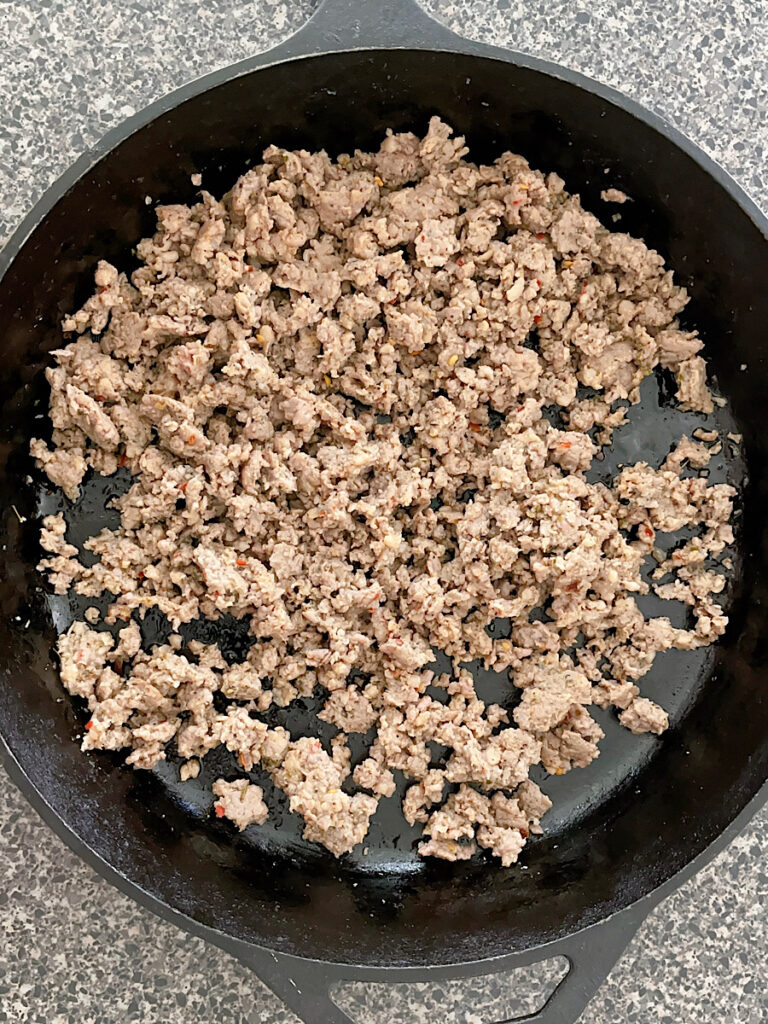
xmin=0 ymin=2 xmax=766 ymax=1022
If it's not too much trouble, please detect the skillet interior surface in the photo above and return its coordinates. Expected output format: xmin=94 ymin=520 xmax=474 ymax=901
xmin=0 ymin=48 xmax=766 ymax=969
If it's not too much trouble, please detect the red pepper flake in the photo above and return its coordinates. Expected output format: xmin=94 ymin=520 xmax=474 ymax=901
xmin=213 ymin=591 xmax=220 ymax=598
xmin=517 ymin=405 xmax=525 ymax=413
xmin=118 ymin=454 xmax=127 ymax=468
xmin=215 ymin=804 xmax=226 ymax=818
xmin=236 ymin=558 xmax=247 ymax=567
xmin=536 ymin=279 xmax=542 ymax=287
xmin=559 ymin=441 xmax=572 ymax=449
xmin=178 ymin=481 xmax=188 ymax=492
xmin=468 ymin=422 xmax=482 ymax=432
xmin=84 ymin=720 xmax=94 ymax=731
xmin=138 ymin=570 xmax=144 ymax=580
xmin=456 ymin=258 xmax=464 ymax=266
xmin=95 ymin=395 xmax=106 ymax=403
xmin=99 ymin=287 xmax=109 ymax=295
xmin=186 ymin=434 xmax=196 ymax=444
xmin=520 ymin=827 xmax=529 ymax=839
xmin=533 ymin=315 xmax=542 ymax=324
xmin=512 ymin=200 xmax=521 ymax=206
xmin=536 ymin=233 xmax=546 ymax=240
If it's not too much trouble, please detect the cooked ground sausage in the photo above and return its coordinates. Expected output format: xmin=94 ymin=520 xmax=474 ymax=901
xmin=34 ymin=118 xmax=735 ymax=863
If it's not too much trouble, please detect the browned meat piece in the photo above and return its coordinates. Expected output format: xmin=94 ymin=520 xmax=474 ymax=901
xmin=319 ymin=684 xmax=378 ymax=734
xmin=402 ymin=769 xmax=446 ymax=825
xmin=515 ymin=780 xmax=553 ymax=833
xmin=619 ymin=697 xmax=669 ymax=735
xmin=180 ymin=759 xmax=200 ymax=781
xmin=273 ymin=737 xmax=378 ymax=856
xmin=540 ymin=706 xmax=605 ymax=775
xmin=212 ymin=778 xmax=269 ymax=830
xmin=513 ymin=662 xmax=592 ymax=734
xmin=352 ymin=749 xmax=397 ymax=798
xmin=600 ymin=188 xmax=628 ymax=204
xmin=57 ymin=620 xmax=113 ymax=700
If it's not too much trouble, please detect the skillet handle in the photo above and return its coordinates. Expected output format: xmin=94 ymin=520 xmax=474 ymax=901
xmin=232 ymin=901 xmax=649 ymax=1024
xmin=275 ymin=0 xmax=464 ymax=57
xmin=502 ymin=906 xmax=648 ymax=1024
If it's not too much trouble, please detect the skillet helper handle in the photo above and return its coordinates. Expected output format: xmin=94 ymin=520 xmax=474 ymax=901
xmin=274 ymin=0 xmax=463 ymax=58
xmin=233 ymin=902 xmax=648 ymax=1024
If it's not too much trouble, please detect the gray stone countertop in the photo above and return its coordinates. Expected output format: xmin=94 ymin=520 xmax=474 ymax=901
xmin=0 ymin=1 xmax=766 ymax=1022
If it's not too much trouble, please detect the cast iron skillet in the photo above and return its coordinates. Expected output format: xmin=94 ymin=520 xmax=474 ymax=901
xmin=0 ymin=1 xmax=767 ymax=1021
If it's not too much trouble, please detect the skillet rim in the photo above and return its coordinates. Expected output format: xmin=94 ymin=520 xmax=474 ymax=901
xmin=0 ymin=24 xmax=766 ymax=980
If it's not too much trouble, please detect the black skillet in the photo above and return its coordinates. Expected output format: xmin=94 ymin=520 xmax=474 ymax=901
xmin=0 ymin=1 xmax=767 ymax=1021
